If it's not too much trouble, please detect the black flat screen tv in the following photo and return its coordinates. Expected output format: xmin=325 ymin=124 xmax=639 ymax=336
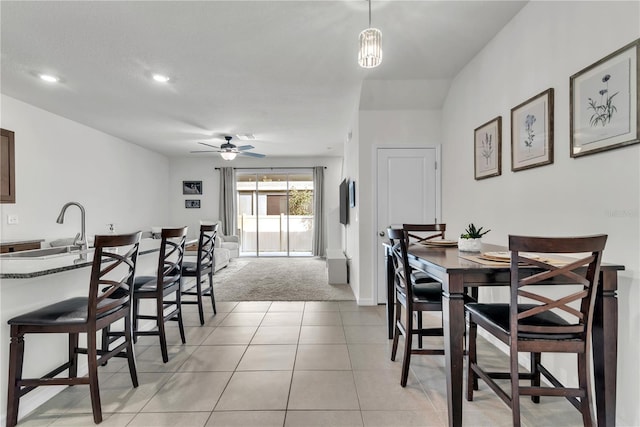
xmin=339 ymin=179 xmax=349 ymax=225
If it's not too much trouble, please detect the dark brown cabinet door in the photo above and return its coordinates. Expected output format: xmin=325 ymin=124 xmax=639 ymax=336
xmin=1 ymin=128 xmax=15 ymax=203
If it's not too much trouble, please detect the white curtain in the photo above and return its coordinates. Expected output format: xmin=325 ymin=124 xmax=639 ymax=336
xmin=312 ymin=166 xmax=325 ymax=257
xmin=219 ymin=167 xmax=236 ymax=236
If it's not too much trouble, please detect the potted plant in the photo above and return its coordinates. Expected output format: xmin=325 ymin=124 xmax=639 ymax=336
xmin=458 ymin=223 xmax=490 ymax=252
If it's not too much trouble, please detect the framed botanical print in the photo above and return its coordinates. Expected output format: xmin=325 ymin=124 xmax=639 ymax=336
xmin=511 ymin=88 xmax=554 ymax=171
xmin=570 ymin=39 xmax=639 ymax=157
xmin=474 ymin=116 xmax=502 ymax=180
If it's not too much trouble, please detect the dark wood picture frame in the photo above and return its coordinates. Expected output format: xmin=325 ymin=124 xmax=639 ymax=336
xmin=183 ymin=180 xmax=202 ymax=195
xmin=570 ymin=38 xmax=639 ymax=157
xmin=185 ymin=199 xmax=201 ymax=209
xmin=511 ymin=88 xmax=554 ymax=172
xmin=474 ymin=116 xmax=502 ymax=180
xmin=1 ymin=128 xmax=16 ymax=203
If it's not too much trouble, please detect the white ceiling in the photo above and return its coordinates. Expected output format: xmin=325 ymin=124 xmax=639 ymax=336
xmin=1 ymin=1 xmax=526 ymax=158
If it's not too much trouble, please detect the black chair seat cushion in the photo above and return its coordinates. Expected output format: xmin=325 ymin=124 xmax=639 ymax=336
xmin=411 ymin=271 xmax=437 ymax=284
xmin=412 ymin=282 xmax=442 ymax=302
xmin=8 ymin=297 xmax=120 ymax=326
xmin=465 ymin=303 xmax=581 ymax=340
xmin=135 ymin=275 xmax=180 ymax=293
xmin=181 ymin=261 xmax=212 ymax=276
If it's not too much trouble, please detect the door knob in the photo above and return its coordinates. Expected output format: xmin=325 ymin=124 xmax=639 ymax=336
xmin=379 ymin=231 xmax=385 ymax=237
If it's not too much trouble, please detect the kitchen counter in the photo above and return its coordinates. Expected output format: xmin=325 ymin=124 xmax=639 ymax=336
xmin=0 ymin=238 xmax=194 ymax=279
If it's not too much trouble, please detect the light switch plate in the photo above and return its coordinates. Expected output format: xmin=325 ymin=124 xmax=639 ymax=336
xmin=7 ymin=214 xmax=18 ymax=225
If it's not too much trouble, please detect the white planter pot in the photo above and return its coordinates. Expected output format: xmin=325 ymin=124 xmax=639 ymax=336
xmin=458 ymin=238 xmax=482 ymax=252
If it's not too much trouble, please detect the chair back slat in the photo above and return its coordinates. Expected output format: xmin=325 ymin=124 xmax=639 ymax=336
xmin=89 ymin=231 xmax=142 ymax=320
xmin=508 ymin=234 xmax=607 ymax=339
xmin=157 ymin=227 xmax=188 ymax=293
xmin=197 ymin=223 xmax=218 ymax=271
xmin=403 ymin=223 xmax=446 ymax=245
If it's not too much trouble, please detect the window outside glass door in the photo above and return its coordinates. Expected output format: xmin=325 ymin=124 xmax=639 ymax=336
xmin=236 ymin=170 xmax=313 ymax=256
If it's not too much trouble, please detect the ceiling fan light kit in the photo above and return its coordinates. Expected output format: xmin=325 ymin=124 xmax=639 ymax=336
xmin=190 ymin=135 xmax=266 ymax=159
xmin=220 ymin=151 xmax=237 ymax=161
xmin=358 ymin=0 xmax=382 ymax=69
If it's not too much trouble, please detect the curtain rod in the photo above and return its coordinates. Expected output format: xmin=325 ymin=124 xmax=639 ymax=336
xmin=214 ymin=167 xmax=326 ymax=170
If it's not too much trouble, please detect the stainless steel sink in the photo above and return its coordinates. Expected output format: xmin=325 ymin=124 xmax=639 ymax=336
xmin=0 ymin=245 xmax=86 ymax=259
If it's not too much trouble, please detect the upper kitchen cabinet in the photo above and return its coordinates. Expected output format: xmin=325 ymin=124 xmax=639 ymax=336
xmin=1 ymin=128 xmax=16 ymax=203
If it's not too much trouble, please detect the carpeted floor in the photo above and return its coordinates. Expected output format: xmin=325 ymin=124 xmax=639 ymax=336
xmin=212 ymin=257 xmax=355 ymax=301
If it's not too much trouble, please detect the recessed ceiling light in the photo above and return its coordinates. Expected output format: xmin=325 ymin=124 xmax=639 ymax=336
xmin=152 ymin=74 xmax=170 ymax=83
xmin=39 ymin=74 xmax=59 ymax=83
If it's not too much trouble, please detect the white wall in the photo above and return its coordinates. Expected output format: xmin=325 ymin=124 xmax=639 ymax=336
xmin=441 ymin=2 xmax=639 ymax=425
xmin=348 ymin=109 xmax=443 ymax=304
xmin=0 ymin=95 xmax=170 ymax=244
xmin=168 ymin=155 xmax=344 ymax=252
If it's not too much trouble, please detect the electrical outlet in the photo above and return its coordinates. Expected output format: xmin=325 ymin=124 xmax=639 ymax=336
xmin=7 ymin=215 xmax=19 ymax=225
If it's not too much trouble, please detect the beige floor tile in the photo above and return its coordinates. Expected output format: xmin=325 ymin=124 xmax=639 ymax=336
xmin=302 ymin=311 xmax=343 ymax=326
xmin=232 ymin=301 xmax=272 ymax=312
xmin=133 ymin=343 xmax=196 ymax=373
xmin=251 ymin=325 xmax=300 ymax=344
xmin=295 ymin=344 xmax=351 ymax=370
xmin=215 ymin=371 xmax=292 ymax=410
xmin=128 ymin=411 xmax=211 ymax=426
xmin=206 ymin=411 xmax=286 ymax=426
xmin=15 ymin=412 xmax=60 ymax=426
xmin=284 ymin=410 xmax=363 ymax=426
xmin=344 ymin=326 xmax=389 ymax=344
xmin=340 ymin=311 xmax=385 ymax=326
xmin=348 ymin=343 xmax=399 ymax=371
xmin=339 ymin=302 xmax=381 ymax=312
xmin=179 ymin=345 xmax=247 ymax=371
xmin=299 ymin=325 xmax=346 ymax=344
xmin=214 ymin=302 xmax=239 ymax=313
xmin=21 ymin=386 xmax=88 ymax=417
xmin=353 ymin=370 xmax=434 ymax=411
xmin=202 ymin=326 xmax=258 ymax=345
xmin=164 ymin=325 xmax=216 ymax=346
xmin=261 ymin=311 xmax=303 ymax=326
xmin=304 ymin=301 xmax=340 ymax=312
xmin=49 ymin=412 xmax=136 ymax=426
xmin=142 ymin=371 xmax=232 ymax=412
xmin=237 ymin=344 xmax=297 ymax=371
xmin=361 ymin=410 xmax=445 ymax=427
xmin=269 ymin=301 xmax=305 ymax=312
xmin=288 ymin=370 xmax=359 ymax=410
xmin=220 ymin=312 xmax=266 ymax=326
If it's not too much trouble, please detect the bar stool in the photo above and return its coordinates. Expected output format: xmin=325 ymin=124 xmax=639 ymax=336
xmin=6 ymin=231 xmax=142 ymax=426
xmin=131 ymin=226 xmax=187 ymax=363
xmin=181 ymin=223 xmax=218 ymax=325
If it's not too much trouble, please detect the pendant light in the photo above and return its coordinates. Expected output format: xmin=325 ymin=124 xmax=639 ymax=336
xmin=358 ymin=0 xmax=382 ymax=68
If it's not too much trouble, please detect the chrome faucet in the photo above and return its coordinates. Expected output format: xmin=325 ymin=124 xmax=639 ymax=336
xmin=56 ymin=202 xmax=87 ymax=251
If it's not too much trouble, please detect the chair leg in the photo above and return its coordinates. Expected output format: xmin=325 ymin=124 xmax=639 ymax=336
xmin=157 ymin=298 xmax=169 ymax=363
xmin=132 ymin=297 xmax=140 ymax=343
xmin=87 ymin=331 xmax=103 ymax=424
xmin=6 ymin=327 xmax=25 ymax=427
xmin=390 ymin=297 xmax=401 ymax=361
xmin=466 ymin=319 xmax=477 ymax=401
xmin=195 ymin=276 xmax=205 ymax=325
xmin=69 ymin=333 xmax=79 ymax=378
xmin=577 ymin=352 xmax=594 ymax=426
xmin=208 ymin=271 xmax=216 ymax=314
xmin=530 ymin=352 xmax=541 ymax=403
xmin=416 ymin=312 xmax=423 ymax=348
xmin=510 ymin=342 xmax=521 ymax=427
xmin=124 ymin=314 xmax=139 ymax=388
xmin=100 ymin=326 xmax=110 ymax=366
xmin=176 ymin=289 xmax=186 ymax=344
xmin=400 ymin=303 xmax=413 ymax=387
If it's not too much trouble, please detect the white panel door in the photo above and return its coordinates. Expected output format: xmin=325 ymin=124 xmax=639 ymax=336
xmin=376 ymin=148 xmax=439 ymax=304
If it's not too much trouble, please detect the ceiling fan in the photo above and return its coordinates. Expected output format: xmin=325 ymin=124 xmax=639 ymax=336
xmin=191 ymin=136 xmax=266 ymax=160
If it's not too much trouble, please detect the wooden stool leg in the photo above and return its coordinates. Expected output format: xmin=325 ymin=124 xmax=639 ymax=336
xmin=531 ymin=352 xmax=541 ymax=403
xmin=578 ymin=352 xmax=594 ymax=426
xmin=6 ymin=327 xmax=25 ymax=427
xmin=401 ymin=303 xmax=413 ymax=387
xmin=157 ymin=298 xmax=169 ymax=363
xmin=208 ymin=271 xmax=216 ymax=314
xmin=176 ymin=289 xmax=186 ymax=344
xmin=466 ymin=320 xmax=478 ymax=401
xmin=124 ymin=314 xmax=139 ymax=387
xmin=87 ymin=331 xmax=102 ymax=424
xmin=195 ymin=276 xmax=205 ymax=325
xmin=390 ymin=296 xmax=401 ymax=361
xmin=69 ymin=333 xmax=79 ymax=378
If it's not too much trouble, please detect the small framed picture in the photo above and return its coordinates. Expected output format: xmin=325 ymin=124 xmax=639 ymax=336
xmin=510 ymin=88 xmax=554 ymax=172
xmin=349 ymin=180 xmax=356 ymax=207
xmin=183 ymin=181 xmax=202 ymax=195
xmin=474 ymin=116 xmax=502 ymax=180
xmin=570 ymin=39 xmax=639 ymax=157
xmin=185 ymin=199 xmax=201 ymax=209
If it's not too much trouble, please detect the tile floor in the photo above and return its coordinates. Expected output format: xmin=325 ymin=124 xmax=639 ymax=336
xmin=18 ymin=301 xmax=585 ymax=426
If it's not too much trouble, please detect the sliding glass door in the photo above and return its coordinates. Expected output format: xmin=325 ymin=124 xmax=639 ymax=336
xmin=236 ymin=169 xmax=313 ymax=257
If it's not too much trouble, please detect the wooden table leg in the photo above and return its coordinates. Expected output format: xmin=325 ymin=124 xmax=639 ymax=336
xmin=385 ymin=245 xmax=394 ymax=339
xmin=592 ymin=269 xmax=618 ymax=426
xmin=442 ymin=274 xmax=466 ymax=427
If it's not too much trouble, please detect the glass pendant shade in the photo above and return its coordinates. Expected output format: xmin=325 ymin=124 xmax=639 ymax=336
xmin=220 ymin=151 xmax=237 ymax=161
xmin=358 ymin=27 xmax=382 ymax=68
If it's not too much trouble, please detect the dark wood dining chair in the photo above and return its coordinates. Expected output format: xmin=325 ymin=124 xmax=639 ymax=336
xmin=131 ymin=226 xmax=188 ymax=363
xmin=6 ymin=231 xmax=142 ymax=426
xmin=181 ymin=223 xmax=217 ymax=325
xmin=465 ymin=234 xmax=607 ymax=427
xmin=387 ymin=225 xmax=446 ymax=387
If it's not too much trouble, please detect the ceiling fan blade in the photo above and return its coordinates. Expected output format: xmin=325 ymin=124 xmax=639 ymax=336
xmin=198 ymin=142 xmax=221 ymax=149
xmin=236 ymin=145 xmax=254 ymax=151
xmin=190 ymin=150 xmax=221 ymax=153
xmin=240 ymin=151 xmax=266 ymax=158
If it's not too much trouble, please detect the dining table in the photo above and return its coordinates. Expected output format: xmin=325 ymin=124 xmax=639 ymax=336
xmin=383 ymin=241 xmax=624 ymax=427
